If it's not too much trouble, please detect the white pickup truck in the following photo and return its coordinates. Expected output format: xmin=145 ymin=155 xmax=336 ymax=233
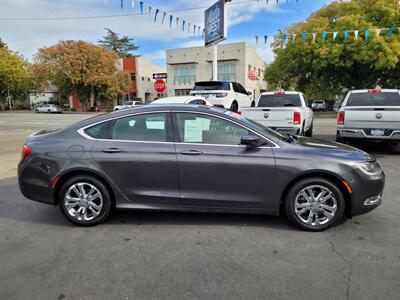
xmin=336 ymin=89 xmax=400 ymax=145
xmin=241 ymin=91 xmax=314 ymax=137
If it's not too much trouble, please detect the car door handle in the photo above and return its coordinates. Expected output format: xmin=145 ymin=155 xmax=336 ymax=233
xmin=101 ymin=148 xmax=123 ymax=154
xmin=180 ymin=150 xmax=203 ymax=156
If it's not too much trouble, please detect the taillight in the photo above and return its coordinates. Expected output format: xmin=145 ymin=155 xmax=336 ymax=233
xmin=337 ymin=111 xmax=345 ymax=125
xmin=293 ymin=112 xmax=301 ymax=124
xmin=368 ymin=89 xmax=381 ymax=93
xmin=214 ymin=104 xmax=225 ymax=108
xmin=216 ymin=93 xmax=228 ymax=98
xmin=275 ymin=91 xmax=285 ymax=95
xmin=22 ymin=145 xmax=32 ymax=158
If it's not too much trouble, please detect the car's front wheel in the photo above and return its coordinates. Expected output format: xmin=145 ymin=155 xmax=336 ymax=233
xmin=59 ymin=175 xmax=111 ymax=226
xmin=229 ymin=101 xmax=238 ymax=112
xmin=284 ymin=177 xmax=345 ymax=231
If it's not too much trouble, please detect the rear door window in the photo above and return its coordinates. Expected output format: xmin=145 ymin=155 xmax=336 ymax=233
xmin=346 ymin=92 xmax=400 ymax=106
xmin=258 ymin=94 xmax=302 ymax=107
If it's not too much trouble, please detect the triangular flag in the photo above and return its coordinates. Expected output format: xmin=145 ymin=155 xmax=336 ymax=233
xmin=343 ymin=30 xmax=349 ymax=41
xmin=154 ymin=9 xmax=159 ymax=22
xmin=282 ymin=32 xmax=287 ymax=44
xmin=198 ymin=26 xmax=201 ymax=36
xmin=375 ymin=28 xmax=381 ymax=36
xmin=312 ymin=33 xmax=317 ymax=42
xmin=161 ymin=12 xmax=166 ymax=25
xmin=292 ymin=33 xmax=296 ymax=44
xmin=202 ymin=29 xmax=205 ymax=38
xmin=388 ymin=27 xmax=393 ymax=39
xmin=131 ymin=0 xmax=135 ymax=9
xmin=264 ymin=35 xmax=268 ymax=44
xmin=354 ymin=30 xmax=359 ymax=40
xmin=333 ymin=32 xmax=338 ymax=41
xmin=139 ymin=1 xmax=143 ymax=14
xmin=302 ymin=32 xmax=307 ymax=43
xmin=188 ymin=23 xmax=191 ymax=33
xmin=120 ymin=0 xmax=123 ymax=10
xmin=365 ymin=29 xmax=369 ymax=41
xmin=169 ymin=15 xmax=173 ymax=27
xmin=182 ymin=20 xmax=185 ymax=31
xmin=148 ymin=6 xmax=152 ymax=18
xmin=322 ymin=32 xmax=327 ymax=42
xmin=176 ymin=17 xmax=179 ymax=27
xmin=255 ymin=36 xmax=259 ymax=45
xmin=193 ymin=25 xmax=196 ymax=35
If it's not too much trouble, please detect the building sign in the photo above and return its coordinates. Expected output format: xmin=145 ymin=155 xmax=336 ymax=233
xmin=204 ymin=0 xmax=227 ymax=47
xmin=154 ymin=79 xmax=166 ymax=93
xmin=153 ymin=73 xmax=167 ymax=80
xmin=248 ymin=70 xmax=257 ymax=81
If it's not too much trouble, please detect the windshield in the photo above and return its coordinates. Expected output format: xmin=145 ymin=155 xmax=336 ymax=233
xmin=122 ymin=101 xmax=134 ymax=106
xmin=192 ymin=81 xmax=230 ymax=91
xmin=258 ymin=94 xmax=302 ymax=107
xmin=346 ymin=92 xmax=400 ymax=106
xmin=223 ymin=111 xmax=290 ymax=142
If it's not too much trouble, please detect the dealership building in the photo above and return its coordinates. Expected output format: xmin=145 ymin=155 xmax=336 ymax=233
xmin=166 ymin=42 xmax=268 ymax=100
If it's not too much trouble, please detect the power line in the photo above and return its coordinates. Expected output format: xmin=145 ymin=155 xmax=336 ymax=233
xmin=0 ymin=0 xmax=311 ymax=21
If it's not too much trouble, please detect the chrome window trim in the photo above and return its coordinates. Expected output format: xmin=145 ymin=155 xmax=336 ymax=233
xmin=77 ymin=109 xmax=280 ymax=149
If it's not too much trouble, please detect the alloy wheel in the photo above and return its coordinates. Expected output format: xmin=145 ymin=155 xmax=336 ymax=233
xmin=64 ymin=182 xmax=103 ymax=222
xmin=294 ymin=185 xmax=337 ymax=226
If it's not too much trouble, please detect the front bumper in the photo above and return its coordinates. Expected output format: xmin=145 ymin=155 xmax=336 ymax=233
xmin=337 ymin=128 xmax=400 ymax=140
xmin=345 ymin=169 xmax=385 ymax=217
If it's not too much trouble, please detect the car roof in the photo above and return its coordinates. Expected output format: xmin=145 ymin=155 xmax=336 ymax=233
xmin=260 ymin=91 xmax=301 ymax=95
xmin=348 ymin=89 xmax=400 ymax=93
xmin=151 ymin=96 xmax=206 ymax=104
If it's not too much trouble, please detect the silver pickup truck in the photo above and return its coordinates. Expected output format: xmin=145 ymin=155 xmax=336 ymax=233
xmin=336 ymin=89 xmax=400 ymax=145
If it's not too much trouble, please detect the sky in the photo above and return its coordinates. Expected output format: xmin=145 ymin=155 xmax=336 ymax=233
xmin=0 ymin=0 xmax=334 ymax=66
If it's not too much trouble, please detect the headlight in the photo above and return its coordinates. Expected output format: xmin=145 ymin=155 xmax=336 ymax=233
xmin=356 ymin=161 xmax=382 ymax=176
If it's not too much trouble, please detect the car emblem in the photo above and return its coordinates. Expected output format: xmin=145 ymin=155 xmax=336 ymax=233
xmin=264 ymin=113 xmax=269 ymax=119
xmin=376 ymin=113 xmax=383 ymax=119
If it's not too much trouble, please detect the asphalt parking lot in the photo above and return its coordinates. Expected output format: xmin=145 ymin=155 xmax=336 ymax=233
xmin=0 ymin=111 xmax=399 ymax=300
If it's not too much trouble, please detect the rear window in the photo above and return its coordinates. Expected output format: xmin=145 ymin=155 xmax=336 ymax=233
xmin=84 ymin=122 xmax=108 ymax=139
xmin=192 ymin=81 xmax=230 ymax=91
xmin=346 ymin=92 xmax=400 ymax=106
xmin=258 ymin=94 xmax=302 ymax=107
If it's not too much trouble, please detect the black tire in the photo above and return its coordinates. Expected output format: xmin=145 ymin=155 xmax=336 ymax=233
xmin=47 ymin=109 xmax=51 ymax=114
xmin=59 ymin=175 xmax=111 ymax=226
xmin=230 ymin=101 xmax=239 ymax=112
xmin=284 ymin=177 xmax=345 ymax=231
xmin=114 ymin=108 xmax=119 ymax=111
xmin=35 ymin=109 xmax=39 ymax=113
xmin=336 ymin=134 xmax=346 ymax=144
xmin=305 ymin=122 xmax=313 ymax=137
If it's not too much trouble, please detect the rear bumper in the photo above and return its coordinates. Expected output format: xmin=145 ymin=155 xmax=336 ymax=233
xmin=270 ymin=126 xmax=301 ymax=135
xmin=337 ymin=128 xmax=400 ymax=140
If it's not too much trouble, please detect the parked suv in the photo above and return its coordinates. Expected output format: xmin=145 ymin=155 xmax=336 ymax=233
xmin=312 ymin=100 xmax=327 ymax=111
xmin=336 ymin=89 xmax=400 ymax=145
xmin=190 ymin=81 xmax=253 ymax=112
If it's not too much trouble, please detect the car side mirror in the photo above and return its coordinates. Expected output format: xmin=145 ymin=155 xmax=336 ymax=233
xmin=241 ymin=135 xmax=263 ymax=147
xmin=247 ymin=91 xmax=252 ymax=96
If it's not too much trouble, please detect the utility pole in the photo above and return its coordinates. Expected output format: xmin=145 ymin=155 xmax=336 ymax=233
xmin=7 ymin=90 xmax=12 ymax=112
xmin=212 ymin=44 xmax=218 ymax=81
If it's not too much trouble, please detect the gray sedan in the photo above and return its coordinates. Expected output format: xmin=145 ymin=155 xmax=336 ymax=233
xmin=18 ymin=105 xmax=385 ymax=231
xmin=35 ymin=104 xmax=63 ymax=113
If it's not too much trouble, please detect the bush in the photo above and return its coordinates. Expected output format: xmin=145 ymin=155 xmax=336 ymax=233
xmin=0 ymin=103 xmax=6 ymax=111
xmin=69 ymin=107 xmax=76 ymax=112
xmin=14 ymin=101 xmax=29 ymax=110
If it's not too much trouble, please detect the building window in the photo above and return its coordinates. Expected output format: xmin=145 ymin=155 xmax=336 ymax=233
xmin=175 ymin=89 xmax=191 ymax=96
xmin=174 ymin=65 xmax=196 ymax=85
xmin=142 ymin=77 xmax=144 ymax=81
xmin=130 ymin=73 xmax=136 ymax=81
xmin=248 ymin=65 xmax=252 ymax=72
xmin=217 ymin=63 xmax=236 ymax=81
xmin=148 ymin=77 xmax=150 ymax=82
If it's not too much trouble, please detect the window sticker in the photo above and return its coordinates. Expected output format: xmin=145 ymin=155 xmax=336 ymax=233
xmin=184 ymin=119 xmax=204 ymax=142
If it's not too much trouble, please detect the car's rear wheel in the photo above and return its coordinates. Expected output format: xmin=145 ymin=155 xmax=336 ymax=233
xmin=35 ymin=109 xmax=39 ymax=113
xmin=305 ymin=122 xmax=313 ymax=137
xmin=59 ymin=175 xmax=111 ymax=226
xmin=284 ymin=177 xmax=345 ymax=231
xmin=230 ymin=101 xmax=238 ymax=112
xmin=47 ymin=109 xmax=51 ymax=113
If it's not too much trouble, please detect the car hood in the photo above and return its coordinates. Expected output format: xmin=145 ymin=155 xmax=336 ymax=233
xmin=294 ymin=137 xmax=375 ymax=162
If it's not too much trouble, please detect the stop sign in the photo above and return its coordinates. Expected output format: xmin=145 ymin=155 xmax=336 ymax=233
xmin=154 ymin=79 xmax=166 ymax=93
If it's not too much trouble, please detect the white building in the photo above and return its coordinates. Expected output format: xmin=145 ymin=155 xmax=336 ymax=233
xmin=166 ymin=42 xmax=268 ymax=100
xmin=135 ymin=57 xmax=166 ymax=103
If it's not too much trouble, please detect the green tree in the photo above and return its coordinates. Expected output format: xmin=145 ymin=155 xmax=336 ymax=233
xmin=0 ymin=47 xmax=33 ymax=104
xmin=33 ymin=40 xmax=130 ymax=111
xmin=98 ymin=28 xmax=139 ymax=58
xmin=265 ymin=0 xmax=400 ymax=100
xmin=0 ymin=38 xmax=7 ymax=49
